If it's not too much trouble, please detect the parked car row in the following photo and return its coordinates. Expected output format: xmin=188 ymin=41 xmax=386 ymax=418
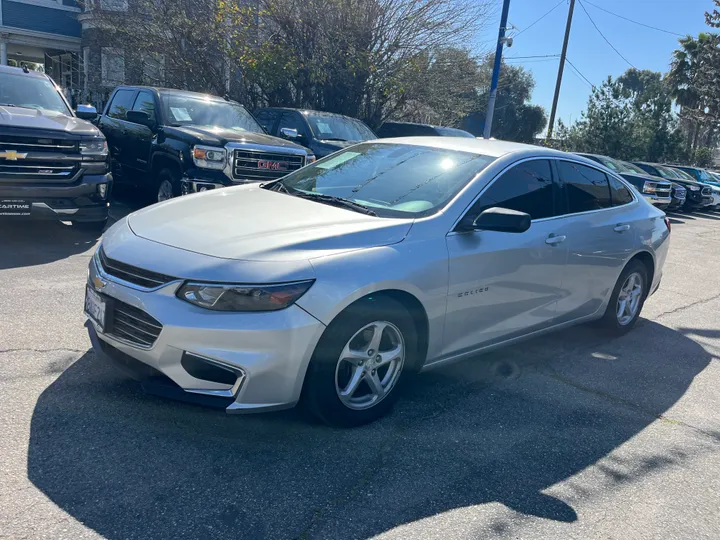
xmin=0 ymin=64 xmax=478 ymax=229
xmin=575 ymin=150 xmax=719 ymax=213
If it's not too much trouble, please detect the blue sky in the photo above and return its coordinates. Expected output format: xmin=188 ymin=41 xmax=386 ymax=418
xmin=478 ymin=0 xmax=713 ymax=133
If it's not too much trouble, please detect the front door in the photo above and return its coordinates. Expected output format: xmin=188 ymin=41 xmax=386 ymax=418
xmin=443 ymin=159 xmax=569 ymax=357
xmin=551 ymin=160 xmax=638 ymax=322
xmin=98 ymin=88 xmax=137 ymax=179
xmin=125 ymin=90 xmax=157 ymax=171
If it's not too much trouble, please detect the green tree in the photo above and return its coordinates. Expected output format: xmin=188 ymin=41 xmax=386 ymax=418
xmin=462 ymin=59 xmax=547 ymax=142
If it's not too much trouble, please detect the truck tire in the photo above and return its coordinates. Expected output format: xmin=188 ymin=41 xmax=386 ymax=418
xmin=155 ymin=168 xmax=180 ymax=204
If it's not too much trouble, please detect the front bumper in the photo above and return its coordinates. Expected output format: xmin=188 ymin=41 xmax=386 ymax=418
xmin=642 ymin=194 xmax=672 ymax=207
xmin=0 ymin=172 xmax=112 ymax=221
xmin=85 ymin=254 xmax=326 ymax=413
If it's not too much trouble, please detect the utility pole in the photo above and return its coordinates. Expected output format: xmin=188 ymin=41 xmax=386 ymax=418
xmin=483 ymin=0 xmax=512 ymax=139
xmin=547 ymin=0 xmax=576 ymax=139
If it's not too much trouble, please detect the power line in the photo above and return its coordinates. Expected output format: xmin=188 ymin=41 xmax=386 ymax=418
xmin=578 ymin=0 xmax=636 ymax=68
xmin=582 ymin=0 xmax=685 ymax=37
xmin=505 ymin=54 xmax=561 ymax=59
xmin=514 ymin=0 xmax=566 ymax=36
xmin=565 ymin=57 xmax=595 ymax=88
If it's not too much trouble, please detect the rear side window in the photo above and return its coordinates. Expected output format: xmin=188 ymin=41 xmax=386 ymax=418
xmin=107 ymin=89 xmax=136 ymax=120
xmin=469 ymin=159 xmax=556 ymax=220
xmin=609 ymin=176 xmax=634 ymax=206
xmin=255 ymin=109 xmax=280 ymax=133
xmin=558 ymin=161 xmax=612 ymax=213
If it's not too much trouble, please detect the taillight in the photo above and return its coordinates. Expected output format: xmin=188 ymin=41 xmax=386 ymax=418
xmin=664 ymin=216 xmax=671 ymax=232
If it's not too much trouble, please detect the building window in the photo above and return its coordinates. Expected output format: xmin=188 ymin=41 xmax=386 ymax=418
xmin=142 ymin=53 xmax=165 ymax=85
xmin=101 ymin=48 xmax=125 ymax=87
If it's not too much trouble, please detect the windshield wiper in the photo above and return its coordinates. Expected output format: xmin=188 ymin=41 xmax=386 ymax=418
xmin=294 ymin=191 xmax=377 ymax=216
xmin=321 ymin=137 xmax=348 ymax=142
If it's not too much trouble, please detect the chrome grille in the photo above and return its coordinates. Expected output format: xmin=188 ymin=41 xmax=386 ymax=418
xmin=655 ymin=182 xmax=673 ymax=196
xmin=0 ymin=133 xmax=80 ymax=182
xmin=232 ymin=150 xmax=305 ymax=181
xmin=109 ymin=300 xmax=163 ymax=348
xmin=99 ymin=247 xmax=176 ymax=289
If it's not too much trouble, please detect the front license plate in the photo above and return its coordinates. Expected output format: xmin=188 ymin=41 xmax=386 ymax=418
xmin=84 ymin=286 xmax=106 ymax=331
xmin=0 ymin=199 xmax=31 ymax=216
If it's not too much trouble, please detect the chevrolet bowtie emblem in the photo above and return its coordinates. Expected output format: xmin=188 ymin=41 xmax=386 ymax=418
xmin=92 ymin=274 xmax=107 ymax=291
xmin=0 ymin=150 xmax=28 ymax=161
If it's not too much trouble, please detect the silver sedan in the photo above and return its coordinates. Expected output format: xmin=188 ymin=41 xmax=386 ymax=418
xmin=85 ymin=138 xmax=670 ymax=427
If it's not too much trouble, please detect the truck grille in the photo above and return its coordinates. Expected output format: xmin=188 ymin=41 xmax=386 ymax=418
xmin=673 ymin=186 xmax=686 ymax=199
xmin=108 ymin=300 xmax=163 ymax=348
xmin=99 ymin=247 xmax=176 ymax=289
xmin=0 ymin=133 xmax=81 ymax=182
xmin=654 ymin=182 xmax=673 ymax=196
xmin=702 ymin=186 xmax=712 ymax=196
xmin=232 ymin=150 xmax=305 ymax=181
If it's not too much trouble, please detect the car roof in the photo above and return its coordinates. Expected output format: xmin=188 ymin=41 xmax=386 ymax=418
xmin=115 ymin=86 xmax=230 ymax=102
xmin=373 ymin=137 xmax=573 ymax=158
xmin=0 ymin=65 xmax=48 ymax=79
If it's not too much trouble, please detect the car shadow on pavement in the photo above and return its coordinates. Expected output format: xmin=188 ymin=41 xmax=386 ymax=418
xmin=0 ymin=220 xmax=101 ymax=270
xmin=27 ymin=320 xmax=711 ymax=539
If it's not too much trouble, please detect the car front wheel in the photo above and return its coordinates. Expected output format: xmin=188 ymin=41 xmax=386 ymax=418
xmin=303 ymin=297 xmax=417 ymax=427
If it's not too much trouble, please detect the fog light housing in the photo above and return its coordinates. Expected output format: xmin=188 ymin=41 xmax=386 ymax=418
xmin=97 ymin=183 xmax=108 ymax=199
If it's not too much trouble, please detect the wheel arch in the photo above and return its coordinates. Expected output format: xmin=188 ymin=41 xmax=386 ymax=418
xmin=627 ymin=250 xmax=656 ymax=294
xmin=150 ymin=153 xmax=182 ymax=178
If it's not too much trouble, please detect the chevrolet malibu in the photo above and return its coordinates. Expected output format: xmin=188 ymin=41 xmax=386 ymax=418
xmin=85 ymin=138 xmax=670 ymax=427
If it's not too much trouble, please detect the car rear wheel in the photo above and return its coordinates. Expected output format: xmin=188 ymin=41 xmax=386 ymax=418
xmin=599 ymin=260 xmax=648 ymax=335
xmin=303 ymin=297 xmax=417 ymax=427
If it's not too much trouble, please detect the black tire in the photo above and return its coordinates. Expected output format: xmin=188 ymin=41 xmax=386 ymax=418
xmin=302 ymin=296 xmax=418 ymax=428
xmin=152 ymin=168 xmax=181 ymax=204
xmin=72 ymin=218 xmax=108 ymax=234
xmin=598 ymin=259 xmax=649 ymax=335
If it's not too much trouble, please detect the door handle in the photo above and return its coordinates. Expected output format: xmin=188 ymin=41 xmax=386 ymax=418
xmin=614 ymin=224 xmax=631 ymax=233
xmin=545 ymin=234 xmax=566 ymax=245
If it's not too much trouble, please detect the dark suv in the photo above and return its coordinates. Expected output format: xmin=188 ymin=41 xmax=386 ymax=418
xmin=0 ymin=65 xmax=111 ymax=231
xmin=633 ymin=162 xmax=714 ymax=210
xmin=254 ymin=107 xmax=377 ymax=159
xmin=98 ymin=87 xmax=311 ymax=203
xmin=377 ymin=121 xmax=474 ymax=138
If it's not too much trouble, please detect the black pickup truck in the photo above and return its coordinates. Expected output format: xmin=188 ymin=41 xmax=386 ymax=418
xmin=97 ymin=87 xmax=312 ymax=203
xmin=0 ymin=65 xmax=111 ymax=231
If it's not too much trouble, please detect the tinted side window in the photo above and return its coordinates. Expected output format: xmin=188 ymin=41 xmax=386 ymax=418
xmin=278 ymin=112 xmax=308 ymax=138
xmin=558 ymin=161 xmax=612 ymax=213
xmin=255 ymin=109 xmax=279 ymax=133
xmin=131 ymin=90 xmax=156 ymax=120
xmin=469 ymin=159 xmax=555 ymax=220
xmin=107 ymin=89 xmax=136 ymax=120
xmin=609 ymin=176 xmax=633 ymax=206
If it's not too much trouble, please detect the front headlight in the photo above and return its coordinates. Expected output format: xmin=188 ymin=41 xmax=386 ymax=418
xmin=80 ymin=138 xmax=108 ymax=160
xmin=192 ymin=145 xmax=226 ymax=170
xmin=688 ymin=185 xmax=700 ymax=192
xmin=176 ymin=280 xmax=314 ymax=311
xmin=643 ymin=181 xmax=658 ymax=193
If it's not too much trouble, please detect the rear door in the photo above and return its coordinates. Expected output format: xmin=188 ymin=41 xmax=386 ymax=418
xmin=551 ymin=160 xmax=638 ymax=322
xmin=443 ymin=159 xmax=568 ymax=355
xmin=98 ymin=88 xmax=137 ymax=176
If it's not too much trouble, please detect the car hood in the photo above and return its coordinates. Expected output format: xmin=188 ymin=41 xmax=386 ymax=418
xmin=127 ymin=185 xmax=413 ymax=262
xmin=0 ymin=105 xmax=101 ymax=136
xmin=163 ymin=125 xmax=307 ymax=152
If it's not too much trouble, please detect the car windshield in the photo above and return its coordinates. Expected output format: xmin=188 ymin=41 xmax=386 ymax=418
xmin=306 ymin=114 xmax=376 ymax=141
xmin=0 ymin=71 xmax=71 ymax=115
xmin=695 ymin=168 xmax=714 ymax=181
xmin=655 ymin=166 xmax=683 ymax=180
xmin=435 ymin=127 xmax=476 ymax=138
xmin=160 ymin=94 xmax=263 ymax=133
xmin=616 ymin=160 xmax=647 ymax=175
xmin=274 ymin=142 xmax=495 ymax=217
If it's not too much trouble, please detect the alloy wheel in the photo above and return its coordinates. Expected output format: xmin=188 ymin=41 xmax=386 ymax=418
xmin=616 ymin=271 xmax=643 ymax=326
xmin=158 ymin=179 xmax=174 ymax=202
xmin=334 ymin=321 xmax=405 ymax=410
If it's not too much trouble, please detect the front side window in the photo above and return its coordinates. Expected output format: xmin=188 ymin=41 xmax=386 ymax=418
xmin=275 ymin=143 xmax=495 ymax=217
xmin=132 ymin=91 xmax=156 ymax=120
xmin=254 ymin=109 xmax=280 ymax=133
xmin=0 ymin=72 xmax=70 ymax=115
xmin=160 ymin=94 xmax=264 ymax=133
xmin=107 ymin=89 xmax=135 ymax=119
xmin=558 ymin=161 xmax=612 ymax=213
xmin=468 ymin=159 xmax=555 ymax=220
xmin=306 ymin=114 xmax=376 ymax=142
xmin=278 ymin=112 xmax=309 ymax=138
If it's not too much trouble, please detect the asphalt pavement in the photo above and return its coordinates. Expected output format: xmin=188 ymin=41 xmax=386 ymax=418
xmin=1 ymin=204 xmax=719 ymax=540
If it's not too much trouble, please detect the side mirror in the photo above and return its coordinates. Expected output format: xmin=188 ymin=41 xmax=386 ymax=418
xmin=75 ymin=104 xmax=98 ymax=121
xmin=280 ymin=127 xmax=300 ymax=140
xmin=126 ymin=110 xmax=156 ymax=130
xmin=472 ymin=207 xmax=531 ymax=233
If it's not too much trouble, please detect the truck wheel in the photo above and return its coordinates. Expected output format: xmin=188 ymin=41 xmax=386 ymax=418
xmin=156 ymin=169 xmax=180 ymax=203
